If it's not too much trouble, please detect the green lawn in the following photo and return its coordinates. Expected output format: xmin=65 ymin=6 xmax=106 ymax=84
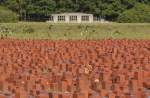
xmin=0 ymin=22 xmax=150 ymax=40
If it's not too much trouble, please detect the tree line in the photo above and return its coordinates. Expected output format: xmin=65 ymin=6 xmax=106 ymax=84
xmin=0 ymin=0 xmax=150 ymax=22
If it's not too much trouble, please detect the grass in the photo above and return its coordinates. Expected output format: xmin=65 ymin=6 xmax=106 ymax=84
xmin=0 ymin=22 xmax=150 ymax=40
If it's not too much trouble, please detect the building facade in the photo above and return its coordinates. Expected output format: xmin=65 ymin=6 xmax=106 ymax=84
xmin=48 ymin=13 xmax=94 ymax=23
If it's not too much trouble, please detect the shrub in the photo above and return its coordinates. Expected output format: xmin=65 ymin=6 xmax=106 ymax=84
xmin=117 ymin=4 xmax=150 ymax=23
xmin=111 ymin=30 xmax=122 ymax=38
xmin=0 ymin=6 xmax=18 ymax=23
xmin=0 ymin=25 xmax=13 ymax=36
xmin=77 ymin=24 xmax=83 ymax=29
xmin=48 ymin=25 xmax=53 ymax=31
xmin=0 ymin=26 xmax=11 ymax=33
xmin=22 ymin=25 xmax=34 ymax=33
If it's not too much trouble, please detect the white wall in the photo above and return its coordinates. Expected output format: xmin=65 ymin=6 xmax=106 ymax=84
xmin=51 ymin=14 xmax=94 ymax=23
xmin=65 ymin=15 xmax=69 ymax=23
xmin=89 ymin=15 xmax=93 ymax=23
xmin=53 ymin=15 xmax=58 ymax=23
xmin=77 ymin=15 xmax=82 ymax=23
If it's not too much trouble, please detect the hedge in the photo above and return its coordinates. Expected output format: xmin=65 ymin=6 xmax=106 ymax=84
xmin=0 ymin=6 xmax=18 ymax=23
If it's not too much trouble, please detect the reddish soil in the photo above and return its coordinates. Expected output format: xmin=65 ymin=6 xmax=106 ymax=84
xmin=0 ymin=39 xmax=150 ymax=98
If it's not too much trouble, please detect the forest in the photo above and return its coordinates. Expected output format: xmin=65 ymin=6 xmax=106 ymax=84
xmin=0 ymin=0 xmax=150 ymax=22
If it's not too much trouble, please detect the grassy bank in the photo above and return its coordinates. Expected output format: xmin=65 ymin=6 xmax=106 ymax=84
xmin=0 ymin=22 xmax=150 ymax=40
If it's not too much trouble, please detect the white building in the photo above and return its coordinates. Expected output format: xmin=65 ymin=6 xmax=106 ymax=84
xmin=48 ymin=13 xmax=94 ymax=23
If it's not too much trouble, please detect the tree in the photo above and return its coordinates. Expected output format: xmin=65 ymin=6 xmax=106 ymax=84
xmin=117 ymin=3 xmax=150 ymax=23
xmin=0 ymin=0 xmax=4 ymax=4
xmin=4 ymin=0 xmax=56 ymax=21
xmin=1 ymin=0 xmax=150 ymax=22
xmin=25 ymin=0 xmax=56 ymax=21
xmin=0 ymin=6 xmax=18 ymax=22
